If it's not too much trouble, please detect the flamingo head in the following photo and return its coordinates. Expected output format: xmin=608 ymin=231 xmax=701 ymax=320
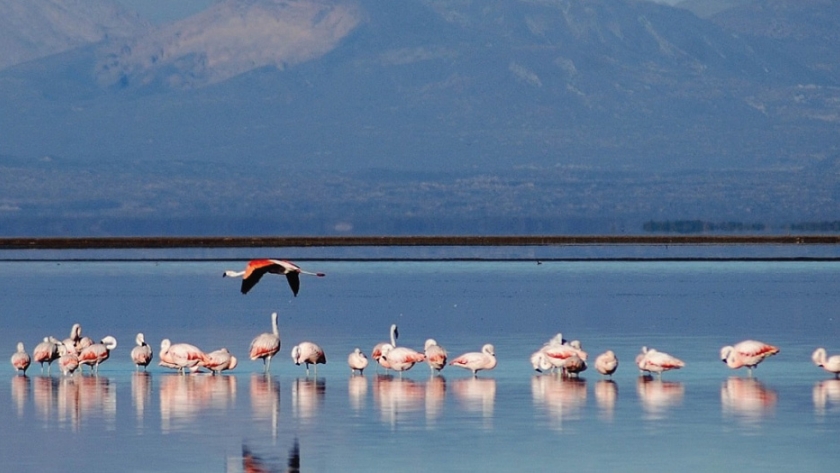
xmin=291 ymin=345 xmax=301 ymax=365
xmin=101 ymin=336 xmax=118 ymax=350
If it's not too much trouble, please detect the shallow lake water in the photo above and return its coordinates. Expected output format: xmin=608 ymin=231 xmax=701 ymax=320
xmin=2 ymin=259 xmax=839 ymax=472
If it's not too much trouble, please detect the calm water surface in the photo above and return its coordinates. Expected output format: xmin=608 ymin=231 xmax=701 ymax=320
xmin=1 ymin=260 xmax=839 ymax=472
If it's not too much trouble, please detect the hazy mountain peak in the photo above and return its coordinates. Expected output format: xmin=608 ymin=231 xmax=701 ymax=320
xmin=96 ymin=0 xmax=363 ymax=89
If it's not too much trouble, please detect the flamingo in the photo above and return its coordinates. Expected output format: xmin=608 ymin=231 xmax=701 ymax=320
xmin=130 ymin=333 xmax=153 ymax=371
xmin=62 ymin=323 xmax=81 ymax=353
xmin=424 ymin=339 xmax=448 ymax=375
xmin=347 ymin=348 xmax=369 ymax=375
xmin=159 ymin=339 xmax=208 ymax=374
xmin=594 ymin=350 xmax=619 ymax=378
xmin=812 ymin=348 xmax=840 ymax=378
xmin=562 ymin=355 xmax=587 ymax=378
xmin=223 ymin=259 xmax=325 ymax=297
xmin=372 ymin=324 xmax=398 ymax=372
xmin=530 ymin=350 xmax=554 ymax=373
xmin=11 ymin=342 xmax=31 ymax=374
xmin=32 ymin=337 xmax=60 ymax=373
xmin=57 ymin=342 xmax=79 ymax=376
xmin=381 ymin=344 xmax=425 ymax=376
xmin=720 ymin=340 xmax=780 ymax=377
xmin=250 ymin=312 xmax=281 ymax=373
xmin=637 ymin=347 xmax=684 ymax=379
xmin=449 ymin=344 xmax=497 ymax=377
xmin=202 ymin=348 xmax=238 ymax=374
xmin=541 ymin=339 xmax=587 ymax=374
xmin=78 ymin=336 xmax=117 ymax=373
xmin=291 ymin=342 xmax=326 ymax=376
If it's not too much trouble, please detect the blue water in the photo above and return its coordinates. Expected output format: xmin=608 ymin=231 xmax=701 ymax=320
xmin=1 ymin=259 xmax=839 ymax=472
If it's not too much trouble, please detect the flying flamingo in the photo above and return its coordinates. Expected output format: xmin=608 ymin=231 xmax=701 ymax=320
xmin=223 ymin=259 xmax=325 ymax=297
xmin=594 ymin=350 xmax=619 ymax=377
xmin=159 ymin=339 xmax=208 ymax=374
xmin=250 ymin=312 xmax=281 ymax=373
xmin=347 ymin=348 xmax=369 ymax=375
xmin=449 ymin=344 xmax=497 ymax=377
xmin=291 ymin=342 xmax=326 ymax=376
xmin=202 ymin=348 xmax=238 ymax=374
xmin=381 ymin=344 xmax=425 ymax=376
xmin=372 ymin=324 xmax=398 ymax=372
xmin=637 ymin=347 xmax=684 ymax=379
xmin=130 ymin=333 xmax=153 ymax=371
xmin=57 ymin=342 xmax=79 ymax=376
xmin=10 ymin=342 xmax=31 ymax=375
xmin=78 ymin=336 xmax=117 ymax=373
xmin=424 ymin=339 xmax=448 ymax=375
xmin=720 ymin=340 xmax=780 ymax=377
xmin=811 ymin=348 xmax=840 ymax=378
xmin=32 ymin=337 xmax=61 ymax=374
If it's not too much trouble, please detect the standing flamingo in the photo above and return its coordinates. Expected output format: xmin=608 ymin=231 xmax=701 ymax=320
xmin=594 ymin=350 xmax=619 ymax=378
xmin=62 ymin=324 xmax=81 ymax=353
xmin=78 ymin=336 xmax=117 ymax=373
xmin=159 ymin=339 xmax=208 ymax=374
xmin=10 ymin=342 xmax=31 ymax=375
xmin=381 ymin=344 xmax=425 ymax=376
xmin=347 ymin=348 xmax=369 ymax=375
xmin=250 ymin=312 xmax=281 ymax=373
xmin=291 ymin=342 xmax=326 ymax=376
xmin=449 ymin=344 xmax=497 ymax=377
xmin=372 ymin=324 xmax=398 ymax=372
xmin=202 ymin=348 xmax=238 ymax=374
xmin=424 ymin=339 xmax=448 ymax=375
xmin=32 ymin=337 xmax=61 ymax=374
xmin=223 ymin=259 xmax=325 ymax=297
xmin=720 ymin=340 xmax=779 ymax=377
xmin=812 ymin=348 xmax=840 ymax=378
xmin=530 ymin=350 xmax=554 ymax=373
xmin=130 ymin=333 xmax=153 ymax=371
xmin=563 ymin=355 xmax=587 ymax=378
xmin=57 ymin=342 xmax=79 ymax=376
xmin=637 ymin=347 xmax=684 ymax=379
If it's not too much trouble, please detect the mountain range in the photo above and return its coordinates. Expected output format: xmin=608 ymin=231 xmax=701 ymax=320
xmin=0 ymin=0 xmax=838 ymax=236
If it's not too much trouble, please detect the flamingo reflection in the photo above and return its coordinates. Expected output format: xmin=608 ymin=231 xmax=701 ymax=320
xmin=721 ymin=376 xmax=777 ymax=424
xmin=33 ymin=376 xmax=58 ymax=422
xmin=250 ymin=374 xmax=281 ymax=439
xmin=531 ymin=375 xmax=586 ymax=429
xmin=131 ymin=371 xmax=152 ymax=424
xmin=238 ymin=438 xmax=300 ymax=473
xmin=636 ymin=376 xmax=684 ymax=420
xmin=348 ymin=375 xmax=367 ymax=411
xmin=11 ymin=375 xmax=29 ymax=418
xmin=374 ymin=375 xmax=424 ymax=426
xmin=425 ymin=376 xmax=446 ymax=422
xmin=292 ymin=377 xmax=325 ymax=421
xmin=160 ymin=374 xmax=236 ymax=433
xmin=452 ymin=377 xmax=496 ymax=427
xmin=55 ymin=375 xmax=116 ymax=431
xmin=813 ymin=379 xmax=840 ymax=415
xmin=595 ymin=380 xmax=618 ymax=421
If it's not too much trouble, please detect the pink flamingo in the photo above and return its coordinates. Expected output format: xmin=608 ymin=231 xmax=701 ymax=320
xmin=250 ymin=312 xmax=281 ymax=373
xmin=62 ymin=324 xmax=81 ymax=353
xmin=541 ymin=339 xmax=587 ymax=375
xmin=347 ymin=348 xmax=369 ymax=375
xmin=159 ymin=339 xmax=208 ymax=374
xmin=130 ymin=333 xmax=153 ymax=371
xmin=291 ymin=342 xmax=326 ymax=376
xmin=202 ymin=348 xmax=238 ymax=374
xmin=11 ymin=342 xmax=31 ymax=375
xmin=424 ymin=339 xmax=448 ymax=375
xmin=57 ymin=342 xmax=79 ymax=376
xmin=224 ymin=259 xmax=325 ymax=297
xmin=530 ymin=350 xmax=554 ymax=373
xmin=812 ymin=348 xmax=840 ymax=378
xmin=372 ymin=324 xmax=398 ymax=372
xmin=381 ymin=344 xmax=425 ymax=376
xmin=449 ymin=344 xmax=497 ymax=377
xmin=32 ymin=337 xmax=61 ymax=373
xmin=637 ymin=347 xmax=684 ymax=379
xmin=720 ymin=340 xmax=779 ymax=377
xmin=562 ymin=354 xmax=587 ymax=378
xmin=78 ymin=336 xmax=117 ymax=373
xmin=594 ymin=350 xmax=619 ymax=378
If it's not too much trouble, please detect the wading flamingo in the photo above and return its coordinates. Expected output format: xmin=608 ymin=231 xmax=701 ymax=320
xmin=594 ymin=350 xmax=619 ymax=378
xmin=223 ymin=259 xmax=325 ymax=297
xmin=381 ymin=344 xmax=425 ymax=376
xmin=424 ymin=339 xmax=448 ymax=375
xmin=78 ymin=336 xmax=117 ymax=373
xmin=562 ymin=354 xmax=587 ymax=378
xmin=11 ymin=342 xmax=31 ymax=374
xmin=250 ymin=312 xmax=281 ymax=373
xmin=57 ymin=342 xmax=79 ymax=376
xmin=33 ymin=337 xmax=60 ymax=374
xmin=347 ymin=348 xmax=369 ymax=375
xmin=62 ymin=324 xmax=81 ymax=353
xmin=720 ymin=340 xmax=779 ymax=377
xmin=130 ymin=333 xmax=153 ymax=371
xmin=291 ymin=342 xmax=326 ymax=376
xmin=372 ymin=324 xmax=398 ymax=372
xmin=450 ymin=344 xmax=497 ymax=377
xmin=530 ymin=350 xmax=554 ymax=373
xmin=203 ymin=348 xmax=238 ymax=374
xmin=812 ymin=348 xmax=840 ymax=378
xmin=159 ymin=339 xmax=208 ymax=374
xmin=637 ymin=347 xmax=684 ymax=379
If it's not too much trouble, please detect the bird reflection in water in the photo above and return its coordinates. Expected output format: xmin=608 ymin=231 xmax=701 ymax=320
xmin=11 ymin=375 xmax=30 ymax=418
xmin=33 ymin=375 xmax=58 ymax=423
xmin=131 ymin=372 xmax=152 ymax=425
xmin=160 ymin=374 xmax=237 ymax=433
xmin=53 ymin=375 xmax=116 ymax=431
xmin=236 ymin=438 xmax=300 ymax=473
xmin=292 ymin=377 xmax=325 ymax=422
xmin=721 ymin=376 xmax=777 ymax=425
xmin=595 ymin=380 xmax=618 ymax=422
xmin=425 ymin=376 xmax=446 ymax=423
xmin=636 ymin=375 xmax=684 ymax=420
xmin=531 ymin=375 xmax=586 ymax=430
xmin=348 ymin=375 xmax=367 ymax=412
xmin=251 ymin=374 xmax=281 ymax=439
xmin=453 ymin=377 xmax=496 ymax=429
xmin=813 ymin=379 xmax=840 ymax=416
xmin=374 ymin=375 xmax=424 ymax=427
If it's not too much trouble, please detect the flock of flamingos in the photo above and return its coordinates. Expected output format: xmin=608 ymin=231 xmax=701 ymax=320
xmin=8 ymin=259 xmax=840 ymax=381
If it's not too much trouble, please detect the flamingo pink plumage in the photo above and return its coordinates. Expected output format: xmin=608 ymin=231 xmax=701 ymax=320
xmin=57 ymin=342 xmax=79 ymax=376
xmin=372 ymin=324 xmax=398 ymax=372
xmin=424 ymin=339 xmax=447 ymax=375
xmin=637 ymin=347 xmax=684 ymax=379
xmin=381 ymin=345 xmax=425 ymax=376
xmin=32 ymin=337 xmax=60 ymax=374
xmin=78 ymin=336 xmax=117 ymax=373
xmin=224 ymin=259 xmax=325 ymax=297
xmin=720 ymin=340 xmax=779 ymax=377
xmin=250 ymin=312 xmax=281 ymax=373
xmin=594 ymin=350 xmax=619 ymax=377
xmin=812 ymin=348 xmax=840 ymax=378
xmin=292 ymin=342 xmax=326 ymax=376
xmin=449 ymin=344 xmax=497 ymax=377
xmin=159 ymin=339 xmax=208 ymax=374
xmin=11 ymin=342 xmax=31 ymax=375
xmin=347 ymin=348 xmax=369 ymax=375
xmin=202 ymin=348 xmax=238 ymax=374
xmin=130 ymin=333 xmax=153 ymax=371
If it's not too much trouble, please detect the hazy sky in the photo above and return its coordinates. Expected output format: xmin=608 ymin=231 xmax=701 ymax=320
xmin=115 ymin=0 xmax=215 ymax=24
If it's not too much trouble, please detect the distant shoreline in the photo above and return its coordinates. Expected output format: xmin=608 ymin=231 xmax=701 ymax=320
xmin=2 ymin=235 xmax=840 ymax=250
